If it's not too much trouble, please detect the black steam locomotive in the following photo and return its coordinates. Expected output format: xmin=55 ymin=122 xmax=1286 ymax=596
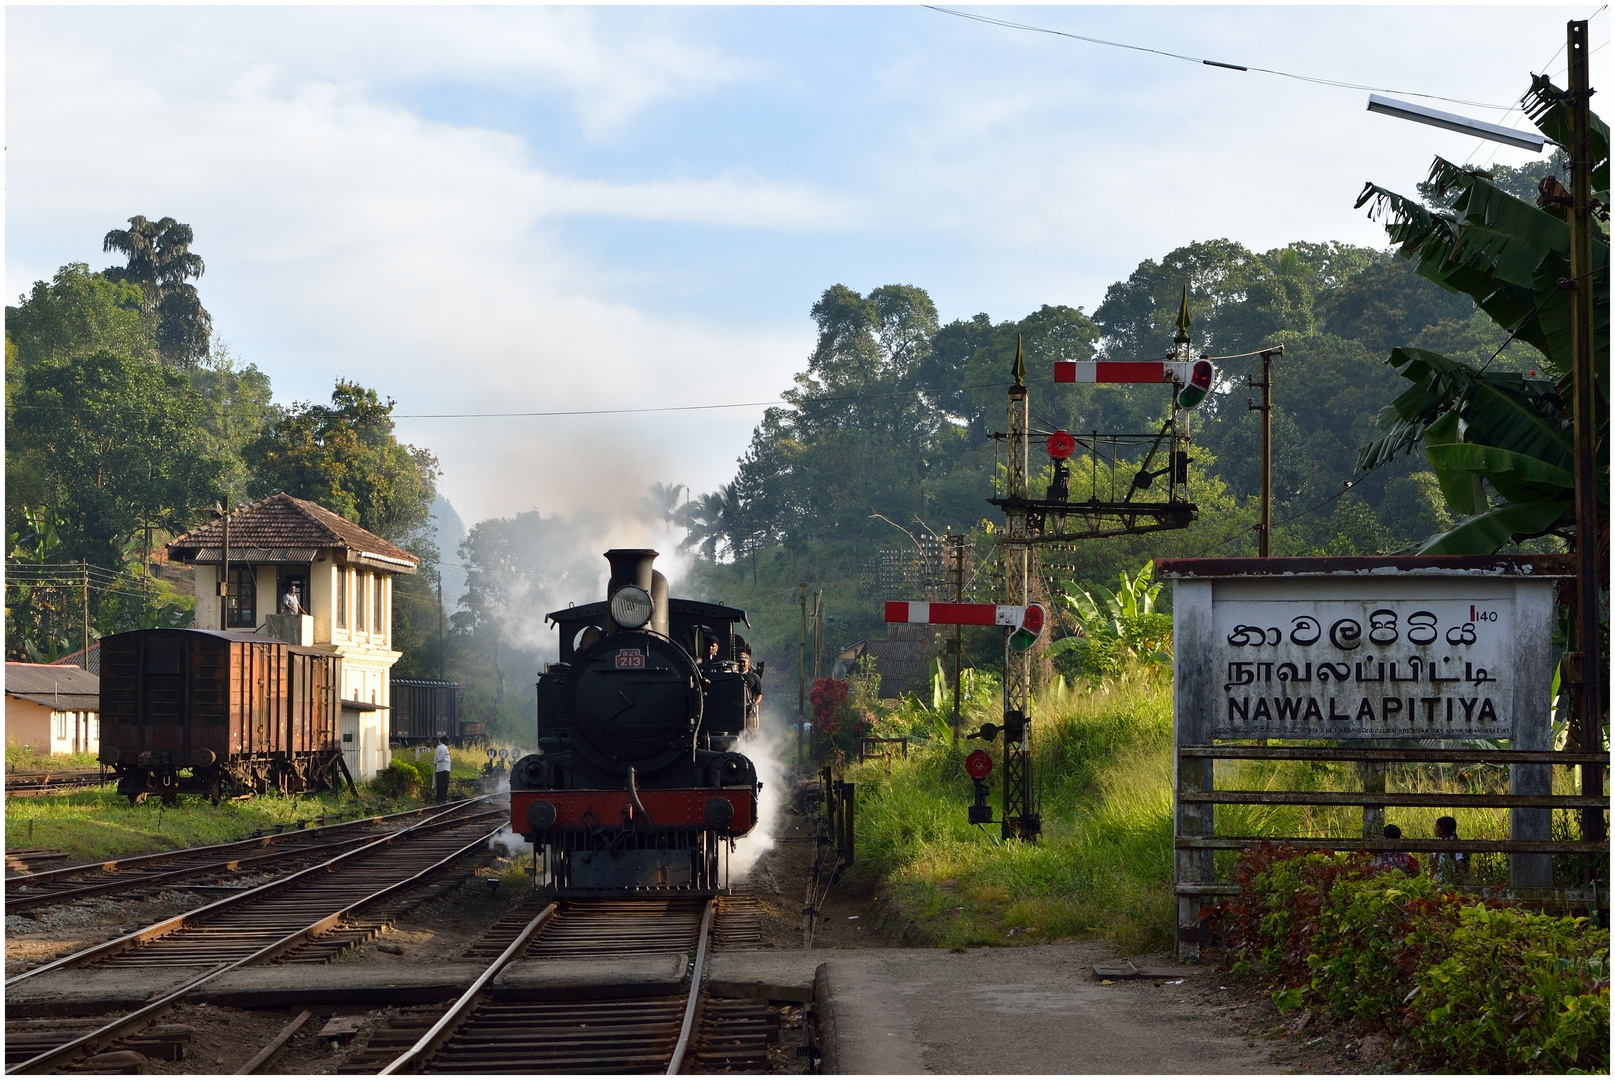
xmin=509 ymin=549 xmax=761 ymax=892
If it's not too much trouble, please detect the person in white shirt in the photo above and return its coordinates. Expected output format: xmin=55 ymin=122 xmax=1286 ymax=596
xmin=433 ymin=740 xmax=452 ymax=803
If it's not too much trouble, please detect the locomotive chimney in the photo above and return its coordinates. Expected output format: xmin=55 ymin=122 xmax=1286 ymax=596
xmin=604 ymin=549 xmax=669 ymax=636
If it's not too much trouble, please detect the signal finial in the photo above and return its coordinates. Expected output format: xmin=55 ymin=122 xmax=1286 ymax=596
xmin=1174 ymin=286 xmax=1191 ymax=345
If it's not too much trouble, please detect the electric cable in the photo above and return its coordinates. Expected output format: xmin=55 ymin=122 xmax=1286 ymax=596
xmin=924 ymin=5 xmax=1519 ymax=110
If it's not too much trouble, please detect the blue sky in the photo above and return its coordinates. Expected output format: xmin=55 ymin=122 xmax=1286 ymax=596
xmin=6 ymin=5 xmax=1603 ymax=533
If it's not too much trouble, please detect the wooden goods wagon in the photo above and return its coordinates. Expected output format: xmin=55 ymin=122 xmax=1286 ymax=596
xmin=98 ymin=629 xmax=347 ymax=804
xmin=389 ymin=679 xmax=462 ymax=745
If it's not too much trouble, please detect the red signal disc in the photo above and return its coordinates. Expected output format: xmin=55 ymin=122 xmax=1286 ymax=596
xmin=1190 ymin=359 xmax=1214 ymax=391
xmin=1046 ymin=430 xmax=1076 ymax=460
xmin=1021 ymin=603 xmax=1045 ymax=636
xmin=965 ymin=750 xmax=993 ymax=779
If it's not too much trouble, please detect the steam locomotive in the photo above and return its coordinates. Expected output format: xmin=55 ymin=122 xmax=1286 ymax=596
xmin=509 ymin=549 xmax=761 ymax=892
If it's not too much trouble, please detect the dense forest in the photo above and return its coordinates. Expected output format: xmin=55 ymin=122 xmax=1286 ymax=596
xmin=7 ymin=105 xmax=1602 ymax=741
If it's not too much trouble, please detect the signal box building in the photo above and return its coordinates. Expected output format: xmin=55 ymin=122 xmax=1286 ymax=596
xmin=167 ymin=493 xmax=419 ymax=780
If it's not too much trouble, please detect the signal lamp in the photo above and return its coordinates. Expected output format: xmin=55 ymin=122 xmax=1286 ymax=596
xmin=610 ymin=585 xmax=654 ymax=630
xmin=1177 ymin=358 xmax=1214 ymax=409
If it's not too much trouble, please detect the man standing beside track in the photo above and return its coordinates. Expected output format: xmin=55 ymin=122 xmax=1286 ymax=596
xmin=434 ymin=739 xmax=451 ymax=803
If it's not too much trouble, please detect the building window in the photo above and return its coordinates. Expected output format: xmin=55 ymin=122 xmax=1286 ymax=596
xmin=357 ymin=574 xmax=368 ymax=632
xmin=373 ymin=576 xmax=384 ymax=639
xmin=337 ymin=568 xmax=348 ymax=629
xmin=228 ymin=566 xmax=257 ymax=628
xmin=54 ymin=712 xmax=68 ymax=740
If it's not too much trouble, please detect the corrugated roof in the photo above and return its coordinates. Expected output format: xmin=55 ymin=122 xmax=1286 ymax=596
xmin=168 ymin=493 xmax=418 ymax=572
xmin=6 ymin=662 xmax=100 ymax=710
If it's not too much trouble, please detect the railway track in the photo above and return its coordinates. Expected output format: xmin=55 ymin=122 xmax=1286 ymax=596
xmin=347 ymin=893 xmax=780 ymax=1075
xmin=4 ymin=797 xmax=507 ymax=1075
xmin=5 ymin=799 xmax=490 ymax=913
xmin=4 ymin=769 xmax=109 ymax=797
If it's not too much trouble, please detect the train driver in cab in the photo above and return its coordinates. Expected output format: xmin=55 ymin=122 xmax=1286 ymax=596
xmin=739 ymin=647 xmax=762 ymax=735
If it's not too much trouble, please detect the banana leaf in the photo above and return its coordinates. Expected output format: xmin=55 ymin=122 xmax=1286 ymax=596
xmin=1421 ymin=411 xmax=1489 ymax=515
xmin=1424 ymin=441 xmax=1576 ymax=505
xmin=1415 ymin=499 xmax=1572 ymax=555
xmin=1522 ymin=74 xmax=1611 ymax=204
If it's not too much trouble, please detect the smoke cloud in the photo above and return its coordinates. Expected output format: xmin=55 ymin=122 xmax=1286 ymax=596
xmin=726 ymin=704 xmax=793 ymax=885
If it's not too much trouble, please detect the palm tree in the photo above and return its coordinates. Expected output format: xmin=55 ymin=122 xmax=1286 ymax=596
xmin=678 ymin=484 xmax=739 ymax=562
xmin=104 ymin=216 xmax=211 ymax=367
xmin=641 ymin=482 xmax=686 ymax=542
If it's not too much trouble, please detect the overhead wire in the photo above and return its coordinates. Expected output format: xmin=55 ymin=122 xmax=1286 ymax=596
xmin=923 ymin=5 xmax=1515 ymax=110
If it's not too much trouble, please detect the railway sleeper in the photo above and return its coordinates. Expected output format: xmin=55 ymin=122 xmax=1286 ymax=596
xmin=274 ymin=919 xmax=392 ymax=963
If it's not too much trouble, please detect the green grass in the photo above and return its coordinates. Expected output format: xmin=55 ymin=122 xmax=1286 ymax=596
xmin=6 ymin=743 xmax=504 ymax=862
xmin=6 ymin=740 xmax=101 ymax=773
xmin=852 ymin=670 xmax=1177 ymax=953
xmin=847 ymin=668 xmax=1588 ymax=953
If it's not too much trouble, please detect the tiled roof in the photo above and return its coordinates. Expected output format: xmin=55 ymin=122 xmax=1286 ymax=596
xmin=168 ymin=494 xmax=418 ymax=573
xmin=6 ymin=662 xmax=100 ymax=710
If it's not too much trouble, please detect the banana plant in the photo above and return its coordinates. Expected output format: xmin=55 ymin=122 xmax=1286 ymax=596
xmin=1353 ymin=75 xmax=1607 ymax=554
xmin=1049 ymin=561 xmax=1172 ymax=676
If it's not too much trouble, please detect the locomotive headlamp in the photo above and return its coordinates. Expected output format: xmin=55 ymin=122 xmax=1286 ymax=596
xmin=610 ymin=585 xmax=654 ymax=630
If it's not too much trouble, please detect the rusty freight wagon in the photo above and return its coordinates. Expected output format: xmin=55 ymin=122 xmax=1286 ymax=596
xmin=389 ymin=679 xmax=462 ymax=746
xmin=97 ymin=628 xmax=348 ymax=804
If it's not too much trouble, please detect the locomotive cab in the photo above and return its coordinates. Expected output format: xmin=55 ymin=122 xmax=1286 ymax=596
xmin=513 ymin=549 xmax=762 ymax=892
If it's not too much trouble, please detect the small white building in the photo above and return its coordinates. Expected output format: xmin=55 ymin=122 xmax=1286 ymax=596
xmin=167 ymin=493 xmax=419 ymax=781
xmin=5 ymin=662 xmax=100 ymax=756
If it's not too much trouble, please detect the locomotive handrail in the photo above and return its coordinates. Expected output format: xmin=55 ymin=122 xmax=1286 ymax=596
xmin=666 ymin=898 xmax=716 ymax=1075
xmin=7 ymin=819 xmax=505 ymax=1075
xmin=5 ymin=795 xmax=502 ymax=987
xmin=378 ymin=901 xmax=561 ymax=1075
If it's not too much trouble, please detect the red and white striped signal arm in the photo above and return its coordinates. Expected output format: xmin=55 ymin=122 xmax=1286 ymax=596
xmin=884 ymin=601 xmax=1042 ymax=630
xmin=1055 ymin=360 xmax=1187 ymax=383
xmin=883 ymin=601 xmax=1021 ymax=626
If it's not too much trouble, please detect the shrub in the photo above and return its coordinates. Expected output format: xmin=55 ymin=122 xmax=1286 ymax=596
xmin=1407 ymin=904 xmax=1609 ymax=1073
xmin=372 ymin=760 xmax=427 ymax=799
xmin=1224 ymin=845 xmax=1610 ymax=1073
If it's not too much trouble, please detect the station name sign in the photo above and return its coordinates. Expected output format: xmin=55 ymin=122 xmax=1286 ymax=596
xmin=1158 ymin=556 xmax=1573 ymax=744
xmin=1216 ymin=597 xmax=1506 ymax=739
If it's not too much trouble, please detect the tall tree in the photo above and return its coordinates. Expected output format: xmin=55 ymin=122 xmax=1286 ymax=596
xmin=245 ymin=380 xmax=440 ymax=547
xmin=8 ymin=349 xmax=225 ymax=568
xmin=5 ymin=263 xmax=157 ymax=369
xmin=103 ymin=215 xmax=212 ymax=367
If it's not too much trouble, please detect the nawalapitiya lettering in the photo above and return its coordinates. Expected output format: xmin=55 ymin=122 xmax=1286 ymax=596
xmin=1225 ymin=694 xmax=1499 ymax=729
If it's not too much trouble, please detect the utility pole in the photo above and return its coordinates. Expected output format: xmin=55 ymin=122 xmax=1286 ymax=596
xmin=1247 ymin=344 xmax=1285 ymax=557
xmin=80 ymin=559 xmax=90 ymax=672
xmin=1002 ymin=337 xmax=1038 ymax=842
xmin=947 ymin=533 xmax=965 ymax=746
xmin=216 ymin=498 xmax=231 ymax=630
xmin=799 ymin=583 xmax=808 ymax=769
xmin=812 ymin=591 xmax=824 ymax=682
xmin=1566 ymin=19 xmax=1605 ymax=845
xmin=437 ymin=575 xmax=446 ymax=681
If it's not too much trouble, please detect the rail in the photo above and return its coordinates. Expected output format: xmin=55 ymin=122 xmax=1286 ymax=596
xmin=371 ymin=896 xmax=717 ymax=1075
xmin=7 ymin=805 xmax=504 ymax=1074
xmin=6 ymin=795 xmax=501 ymax=985
xmin=378 ymin=903 xmax=560 ymax=1075
xmin=667 ymin=898 xmax=716 ymax=1075
xmin=7 ymin=798 xmax=486 ymax=892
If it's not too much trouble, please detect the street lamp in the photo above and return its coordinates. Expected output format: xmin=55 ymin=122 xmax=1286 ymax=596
xmin=1366 ymin=93 xmax=1547 ymax=152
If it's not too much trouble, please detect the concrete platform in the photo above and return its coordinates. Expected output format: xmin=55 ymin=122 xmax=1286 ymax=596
xmin=803 ymin=942 xmax=1274 ymax=1074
